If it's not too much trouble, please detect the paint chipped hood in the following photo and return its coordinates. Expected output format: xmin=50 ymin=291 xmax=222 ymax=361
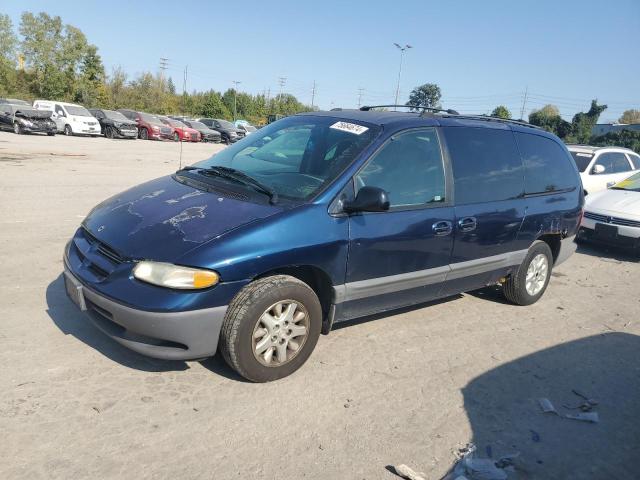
xmin=82 ymin=175 xmax=283 ymax=262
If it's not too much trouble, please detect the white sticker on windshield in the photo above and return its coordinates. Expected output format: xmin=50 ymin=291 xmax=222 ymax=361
xmin=576 ymin=153 xmax=592 ymax=157
xmin=330 ymin=121 xmax=369 ymax=135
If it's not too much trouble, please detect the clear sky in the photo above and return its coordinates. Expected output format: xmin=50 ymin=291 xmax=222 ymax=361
xmin=3 ymin=0 xmax=639 ymax=122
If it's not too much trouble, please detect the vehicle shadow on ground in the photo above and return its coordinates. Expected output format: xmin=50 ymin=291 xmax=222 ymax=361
xmin=456 ymin=332 xmax=639 ymax=479
xmin=575 ymin=241 xmax=639 ymax=263
xmin=46 ymin=274 xmax=189 ymax=372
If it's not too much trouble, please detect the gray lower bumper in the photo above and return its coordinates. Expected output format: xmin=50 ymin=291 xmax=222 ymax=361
xmin=555 ymin=234 xmax=577 ymax=266
xmin=63 ymin=269 xmax=227 ymax=360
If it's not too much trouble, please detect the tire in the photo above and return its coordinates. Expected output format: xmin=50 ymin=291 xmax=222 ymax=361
xmin=64 ymin=125 xmax=73 ymax=136
xmin=173 ymin=132 xmax=180 ymax=142
xmin=47 ymin=132 xmax=55 ymax=136
xmin=503 ymin=240 xmax=553 ymax=306
xmin=13 ymin=122 xmax=22 ymax=134
xmin=222 ymin=134 xmax=229 ymax=144
xmin=139 ymin=128 xmax=148 ymax=140
xmin=219 ymin=275 xmax=322 ymax=382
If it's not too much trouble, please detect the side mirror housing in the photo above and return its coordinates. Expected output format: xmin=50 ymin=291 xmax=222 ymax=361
xmin=592 ymin=164 xmax=606 ymax=175
xmin=343 ymin=186 xmax=390 ymax=213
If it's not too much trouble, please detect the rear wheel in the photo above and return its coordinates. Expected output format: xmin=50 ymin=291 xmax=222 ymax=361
xmin=503 ymin=241 xmax=553 ymax=306
xmin=139 ymin=128 xmax=148 ymax=140
xmin=105 ymin=126 xmax=114 ymax=139
xmin=64 ymin=125 xmax=72 ymax=136
xmin=219 ymin=275 xmax=322 ymax=382
xmin=47 ymin=132 xmax=55 ymax=136
xmin=13 ymin=122 xmax=22 ymax=134
xmin=173 ymin=132 xmax=180 ymax=142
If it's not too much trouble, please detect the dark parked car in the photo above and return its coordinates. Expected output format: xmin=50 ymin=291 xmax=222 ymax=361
xmin=0 ymin=98 xmax=31 ymax=106
xmin=0 ymin=102 xmax=56 ymax=135
xmin=117 ymin=109 xmax=173 ymax=140
xmin=63 ymin=107 xmax=583 ymax=382
xmin=89 ymin=109 xmax=138 ymax=139
xmin=196 ymin=118 xmax=244 ymax=143
xmin=182 ymin=120 xmax=222 ymax=143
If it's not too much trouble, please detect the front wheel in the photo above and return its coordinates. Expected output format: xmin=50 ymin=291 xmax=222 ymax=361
xmin=173 ymin=132 xmax=180 ymax=142
xmin=64 ymin=125 xmax=73 ymax=136
xmin=13 ymin=122 xmax=22 ymax=134
xmin=47 ymin=132 xmax=56 ymax=136
xmin=105 ymin=126 xmax=114 ymax=139
xmin=503 ymin=241 xmax=553 ymax=306
xmin=219 ymin=275 xmax=322 ymax=382
xmin=139 ymin=128 xmax=148 ymax=140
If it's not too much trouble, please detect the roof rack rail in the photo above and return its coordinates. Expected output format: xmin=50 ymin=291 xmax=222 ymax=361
xmin=360 ymin=104 xmax=460 ymax=115
xmin=442 ymin=114 xmax=541 ymax=129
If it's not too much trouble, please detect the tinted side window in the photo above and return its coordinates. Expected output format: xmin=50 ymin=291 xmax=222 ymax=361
xmin=595 ymin=152 xmax=631 ymax=174
xmin=444 ymin=127 xmax=523 ymax=204
xmin=55 ymin=104 xmax=66 ymax=117
xmin=356 ymin=129 xmax=446 ymax=207
xmin=515 ymin=132 xmax=577 ymax=194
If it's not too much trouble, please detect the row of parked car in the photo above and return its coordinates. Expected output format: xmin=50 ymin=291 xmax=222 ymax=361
xmin=0 ymin=97 xmax=257 ymax=144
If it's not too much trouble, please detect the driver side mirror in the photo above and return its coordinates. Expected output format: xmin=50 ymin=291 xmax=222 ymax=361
xmin=592 ymin=164 xmax=606 ymax=175
xmin=343 ymin=186 xmax=390 ymax=213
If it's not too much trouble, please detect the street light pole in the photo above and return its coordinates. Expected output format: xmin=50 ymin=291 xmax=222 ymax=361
xmin=393 ymin=43 xmax=412 ymax=109
xmin=232 ymin=80 xmax=241 ymax=121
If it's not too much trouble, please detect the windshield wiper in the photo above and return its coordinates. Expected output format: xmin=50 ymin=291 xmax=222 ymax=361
xmin=178 ymin=165 xmax=278 ymax=204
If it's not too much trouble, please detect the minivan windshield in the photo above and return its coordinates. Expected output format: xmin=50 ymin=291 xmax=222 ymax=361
xmin=66 ymin=105 xmax=92 ymax=117
xmin=570 ymin=151 xmax=594 ymax=172
xmin=190 ymin=115 xmax=380 ymax=201
xmin=140 ymin=112 xmax=162 ymax=124
xmin=216 ymin=120 xmax=236 ymax=129
xmin=612 ymin=171 xmax=640 ymax=192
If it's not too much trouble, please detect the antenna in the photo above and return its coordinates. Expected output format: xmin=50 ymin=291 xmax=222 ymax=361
xmin=179 ymin=64 xmax=188 ymax=170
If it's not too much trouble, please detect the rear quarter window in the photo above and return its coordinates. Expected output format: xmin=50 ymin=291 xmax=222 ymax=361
xmin=515 ymin=132 xmax=577 ymax=194
xmin=444 ymin=127 xmax=524 ymax=204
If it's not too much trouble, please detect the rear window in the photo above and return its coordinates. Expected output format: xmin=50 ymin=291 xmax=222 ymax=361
xmin=515 ymin=133 xmax=578 ymax=194
xmin=444 ymin=127 xmax=524 ymax=204
xmin=570 ymin=151 xmax=594 ymax=172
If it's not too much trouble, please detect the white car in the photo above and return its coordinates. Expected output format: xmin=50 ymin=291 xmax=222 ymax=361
xmin=578 ymin=171 xmax=640 ymax=253
xmin=567 ymin=145 xmax=640 ymax=195
xmin=33 ymin=100 xmax=101 ymax=136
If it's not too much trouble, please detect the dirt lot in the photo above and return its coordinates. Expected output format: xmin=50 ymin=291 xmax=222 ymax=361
xmin=1 ymin=133 xmax=639 ymax=479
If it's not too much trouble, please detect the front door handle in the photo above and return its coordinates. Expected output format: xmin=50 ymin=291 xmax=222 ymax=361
xmin=432 ymin=220 xmax=453 ymax=236
xmin=458 ymin=217 xmax=477 ymax=232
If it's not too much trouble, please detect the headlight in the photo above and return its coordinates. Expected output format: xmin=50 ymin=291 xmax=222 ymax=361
xmin=152 ymin=125 xmax=160 ymax=131
xmin=20 ymin=119 xmax=33 ymax=127
xmin=133 ymin=261 xmax=219 ymax=289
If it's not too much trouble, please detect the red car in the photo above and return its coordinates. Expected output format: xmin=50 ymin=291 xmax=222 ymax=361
xmin=117 ymin=109 xmax=175 ymax=140
xmin=159 ymin=116 xmax=201 ymax=142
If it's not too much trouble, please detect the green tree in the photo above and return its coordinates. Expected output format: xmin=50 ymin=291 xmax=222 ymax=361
xmin=199 ymin=90 xmax=230 ymax=118
xmin=74 ymin=44 xmax=105 ymax=106
xmin=619 ymin=109 xmax=640 ymax=124
xmin=570 ymin=100 xmax=607 ymax=143
xmin=529 ymin=104 xmax=572 ymax=138
xmin=491 ymin=105 xmax=511 ymax=119
xmin=406 ymin=83 xmax=441 ymax=110
xmin=167 ymin=77 xmax=176 ymax=95
xmin=0 ymin=14 xmax=18 ymax=96
xmin=591 ymin=130 xmax=640 ymax=154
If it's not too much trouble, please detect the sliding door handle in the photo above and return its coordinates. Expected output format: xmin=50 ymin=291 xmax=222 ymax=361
xmin=458 ymin=217 xmax=477 ymax=232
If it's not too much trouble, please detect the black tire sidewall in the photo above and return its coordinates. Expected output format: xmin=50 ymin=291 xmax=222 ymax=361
xmin=229 ymin=279 xmax=322 ymax=382
xmin=64 ymin=125 xmax=72 ymax=136
xmin=515 ymin=242 xmax=553 ymax=305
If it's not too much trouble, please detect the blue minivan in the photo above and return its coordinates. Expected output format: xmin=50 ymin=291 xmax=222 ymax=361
xmin=63 ymin=108 xmax=583 ymax=381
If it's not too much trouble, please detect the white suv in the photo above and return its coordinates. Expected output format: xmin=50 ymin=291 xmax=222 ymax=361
xmin=33 ymin=100 xmax=100 ymax=136
xmin=567 ymin=145 xmax=640 ymax=195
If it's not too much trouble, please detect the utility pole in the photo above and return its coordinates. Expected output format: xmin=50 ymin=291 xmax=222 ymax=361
xmin=393 ymin=43 xmax=412 ymax=110
xmin=311 ymin=80 xmax=317 ymax=109
xmin=278 ymin=77 xmax=287 ymax=108
xmin=357 ymin=87 xmax=365 ymax=108
xmin=159 ymin=57 xmax=169 ymax=79
xmin=520 ymin=86 xmax=529 ymax=120
xmin=232 ymin=80 xmax=241 ymax=121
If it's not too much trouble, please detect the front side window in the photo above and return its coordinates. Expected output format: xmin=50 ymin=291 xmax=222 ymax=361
xmin=445 ymin=126 xmax=523 ymax=204
xmin=192 ymin=116 xmax=380 ymax=201
xmin=594 ymin=152 xmax=631 ymax=174
xmin=55 ymin=104 xmax=66 ymax=117
xmin=570 ymin=151 xmax=594 ymax=172
xmin=355 ymin=129 xmax=446 ymax=207
xmin=516 ymin=132 xmax=578 ymax=194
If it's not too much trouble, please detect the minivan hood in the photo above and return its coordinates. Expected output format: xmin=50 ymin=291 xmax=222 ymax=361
xmin=82 ymin=175 xmax=283 ymax=261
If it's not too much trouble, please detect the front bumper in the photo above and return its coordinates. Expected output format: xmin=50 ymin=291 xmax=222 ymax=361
xmin=578 ymin=226 xmax=640 ymax=250
xmin=116 ymin=127 xmax=138 ymax=138
xmin=63 ymin=266 xmax=227 ymax=360
xmin=21 ymin=123 xmax=56 ymax=134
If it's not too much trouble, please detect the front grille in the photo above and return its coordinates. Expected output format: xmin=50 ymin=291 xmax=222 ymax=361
xmin=160 ymin=127 xmax=172 ymax=135
xmin=190 ymin=133 xmax=198 ymax=141
xmin=584 ymin=211 xmax=640 ymax=228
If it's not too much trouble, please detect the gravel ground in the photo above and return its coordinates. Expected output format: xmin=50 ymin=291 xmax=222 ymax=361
xmin=1 ymin=133 xmax=639 ymax=479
